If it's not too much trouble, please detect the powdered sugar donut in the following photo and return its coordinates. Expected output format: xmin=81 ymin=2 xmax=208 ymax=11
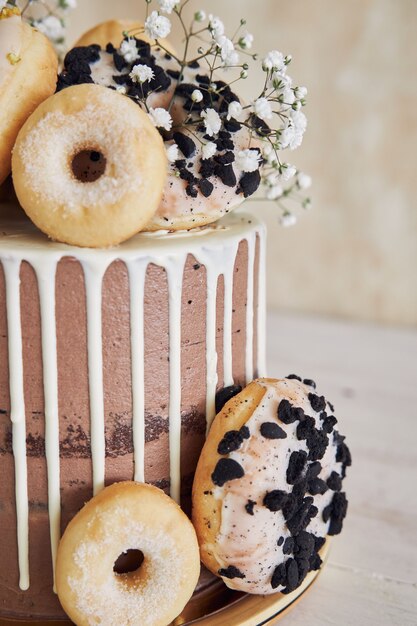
xmin=192 ymin=377 xmax=351 ymax=595
xmin=56 ymin=482 xmax=200 ymax=626
xmin=57 ymin=33 xmax=263 ymax=231
xmin=12 ymin=83 xmax=167 ymax=248
xmin=0 ymin=8 xmax=58 ymax=186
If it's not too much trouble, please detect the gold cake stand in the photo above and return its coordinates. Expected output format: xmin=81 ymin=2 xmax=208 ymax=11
xmin=1 ymin=542 xmax=329 ymax=626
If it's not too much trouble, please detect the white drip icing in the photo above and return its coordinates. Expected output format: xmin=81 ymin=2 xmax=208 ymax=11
xmin=245 ymin=232 xmax=257 ymax=382
xmin=0 ymin=210 xmax=266 ymax=588
xmin=126 ymin=259 xmax=148 ymax=483
xmin=257 ymin=228 xmax=267 ymax=377
xmin=31 ymin=257 xmax=61 ymax=592
xmin=81 ymin=261 xmax=106 ymax=495
xmin=3 ymin=259 xmax=29 ymax=590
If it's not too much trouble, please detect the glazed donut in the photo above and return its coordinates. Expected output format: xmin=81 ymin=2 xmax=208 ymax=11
xmin=57 ymin=32 xmax=262 ymax=231
xmin=74 ymin=19 xmax=176 ymax=56
xmin=56 ymin=481 xmax=200 ymax=626
xmin=0 ymin=8 xmax=58 ymax=186
xmin=12 ymin=83 xmax=167 ymax=248
xmin=192 ymin=377 xmax=351 ymax=595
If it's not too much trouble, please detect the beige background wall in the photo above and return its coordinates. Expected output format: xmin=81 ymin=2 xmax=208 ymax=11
xmin=68 ymin=0 xmax=417 ymax=326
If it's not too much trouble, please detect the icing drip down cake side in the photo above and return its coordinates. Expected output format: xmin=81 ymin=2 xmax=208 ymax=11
xmin=0 ymin=208 xmax=266 ymax=620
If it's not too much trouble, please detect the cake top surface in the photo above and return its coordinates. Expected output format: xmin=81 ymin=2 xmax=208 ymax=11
xmin=0 ymin=204 xmax=264 ymax=260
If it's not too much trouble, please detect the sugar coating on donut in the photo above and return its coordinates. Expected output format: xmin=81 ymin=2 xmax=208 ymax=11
xmin=57 ymin=39 xmax=264 ymax=228
xmin=68 ymin=515 xmax=182 ymax=625
xmin=196 ymin=377 xmax=351 ymax=595
xmin=57 ymin=482 xmax=200 ymax=626
xmin=15 ymin=90 xmax=143 ymax=212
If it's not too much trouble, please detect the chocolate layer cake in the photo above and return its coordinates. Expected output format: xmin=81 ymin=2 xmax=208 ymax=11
xmin=0 ymin=206 xmax=266 ymax=620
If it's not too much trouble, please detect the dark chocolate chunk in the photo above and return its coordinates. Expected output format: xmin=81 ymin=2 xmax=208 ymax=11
xmin=167 ymin=69 xmax=180 ymax=79
xmin=321 ymin=414 xmax=337 ymax=434
xmin=328 ymin=401 xmax=335 ymax=412
xmin=283 ymin=559 xmax=299 ymax=593
xmin=236 ymin=170 xmax=261 ymax=198
xmin=286 ymin=374 xmax=302 ymax=381
xmin=308 ymin=393 xmax=326 ymax=413
xmin=240 ymin=425 xmax=250 ymax=439
xmin=245 ymin=499 xmax=256 ymax=515
xmin=327 ymin=471 xmax=342 ymax=492
xmin=224 ymin=119 xmax=242 ymax=133
xmin=250 ymin=113 xmax=271 ymax=137
xmin=217 ymin=430 xmax=245 ymax=455
xmin=185 ymin=184 xmax=198 ymax=198
xmin=214 ymin=151 xmax=235 ymax=165
xmin=263 ymin=490 xmax=288 ymax=512
xmin=211 ymin=458 xmax=244 ymax=487
xmin=286 ymin=498 xmax=318 ymax=535
xmin=278 ymin=399 xmax=304 ymax=425
xmin=199 ymin=158 xmax=217 ymax=178
xmin=106 ymin=43 xmax=115 ymax=53
xmin=306 ymin=461 xmax=322 ymax=481
xmin=294 ymin=531 xmax=315 ymax=560
xmin=215 ymin=385 xmax=242 ymax=413
xmin=303 ymin=378 xmax=316 ymax=389
xmin=297 ymin=418 xmax=329 ymax=462
xmin=188 ymin=59 xmax=200 ymax=69
xmin=286 ymin=451 xmax=307 ymax=485
xmin=218 ymin=565 xmax=245 ymax=579
xmin=308 ymin=477 xmax=328 ymax=495
xmin=113 ymin=51 xmax=128 ymax=71
xmin=271 ymin=562 xmax=286 ymax=589
xmin=198 ymin=178 xmax=214 ymax=197
xmin=309 ymin=552 xmax=323 ymax=571
xmin=277 ymin=536 xmax=284 ymax=547
xmin=328 ymin=492 xmax=348 ymax=536
xmin=193 ymin=263 xmax=200 ymax=270
xmin=314 ymin=536 xmax=326 ymax=552
xmin=215 ymin=163 xmax=237 ymax=187
xmin=282 ymin=537 xmax=294 ymax=555
xmin=260 ymin=422 xmax=287 ymax=439
xmin=296 ymin=557 xmax=310 ymax=586
xmin=173 ymin=132 xmax=197 ymax=158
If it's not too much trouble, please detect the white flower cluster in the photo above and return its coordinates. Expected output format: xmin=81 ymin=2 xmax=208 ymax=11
xmin=12 ymin=0 xmax=77 ymax=56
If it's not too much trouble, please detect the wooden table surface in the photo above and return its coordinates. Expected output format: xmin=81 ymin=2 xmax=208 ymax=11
xmin=266 ymin=312 xmax=417 ymax=626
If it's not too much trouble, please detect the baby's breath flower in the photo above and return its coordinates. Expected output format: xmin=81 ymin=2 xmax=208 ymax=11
xmin=115 ymin=85 xmax=127 ymax=95
xmin=296 ymin=86 xmax=308 ymax=99
xmin=236 ymin=149 xmax=262 ymax=173
xmin=208 ymin=14 xmax=225 ymax=39
xmin=201 ymin=108 xmax=221 ymax=137
xmin=238 ymin=32 xmax=254 ymax=50
xmin=145 ymin=10 xmax=171 ymax=40
xmin=288 ymin=110 xmax=307 ymax=149
xmin=279 ymin=164 xmax=297 ymax=182
xmin=158 ymin=0 xmax=179 ymax=15
xmin=148 ymin=107 xmax=173 ymax=131
xmin=262 ymin=50 xmax=285 ymax=72
xmin=266 ymin=185 xmax=284 ymax=200
xmin=227 ymin=101 xmax=243 ymax=120
xmin=130 ymin=64 xmax=154 ymax=83
xmin=217 ymin=36 xmax=238 ymax=66
xmin=202 ymin=141 xmax=217 ymax=160
xmin=191 ymin=89 xmax=203 ymax=103
xmin=120 ymin=38 xmax=137 ymax=63
xmin=298 ymin=172 xmax=312 ymax=190
xmin=280 ymin=212 xmax=297 ymax=227
xmin=194 ymin=9 xmax=206 ymax=22
xmin=166 ymin=143 xmax=179 ymax=162
xmin=253 ymin=97 xmax=273 ymax=121
xmin=34 ymin=15 xmax=64 ymax=40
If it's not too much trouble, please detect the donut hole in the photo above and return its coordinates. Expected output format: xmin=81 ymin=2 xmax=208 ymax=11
xmin=71 ymin=149 xmax=107 ymax=183
xmin=113 ymin=549 xmax=144 ymax=577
